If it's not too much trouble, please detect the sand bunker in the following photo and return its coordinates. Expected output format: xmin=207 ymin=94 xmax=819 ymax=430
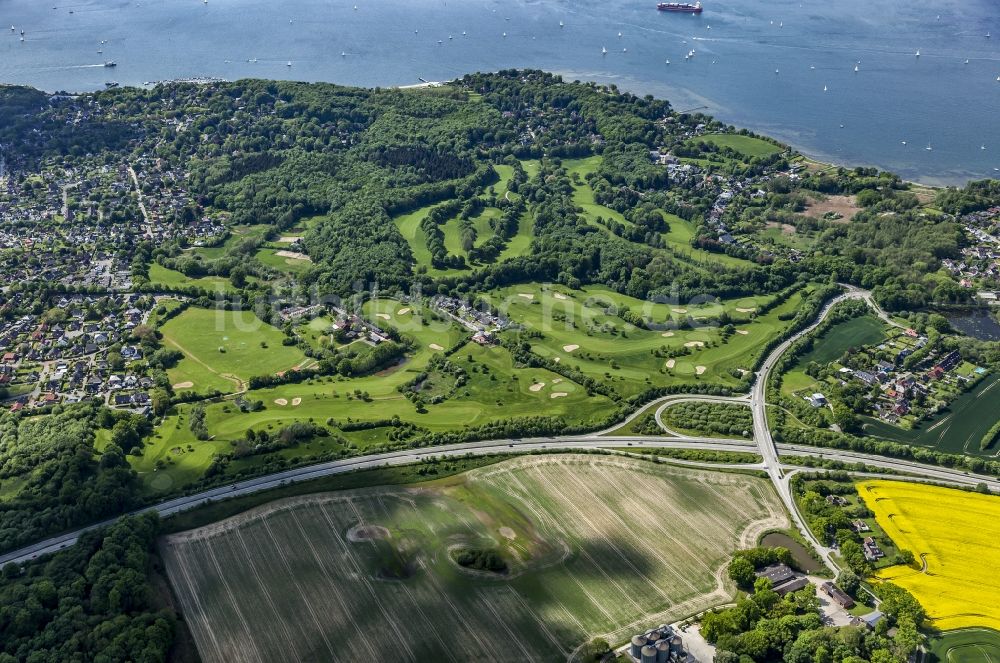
xmin=672 ymin=308 xmax=688 ymax=314
xmin=529 ymin=382 xmax=546 ymax=392
xmin=172 ymin=381 xmax=194 ymax=389
xmin=518 ymin=293 xmax=535 ymax=300
xmin=275 ymin=250 xmax=311 ymax=262
xmin=684 ymin=341 xmax=706 ymax=348
xmin=429 ymin=343 xmax=444 ymax=351
xmin=276 ymin=236 xmax=299 ymax=243
xmin=553 ymin=292 xmax=568 ymax=300
xmin=291 ymin=397 xmax=302 ymax=406
xmin=661 ymin=331 xmax=675 ymax=338
xmin=696 ymin=366 xmax=707 ymax=375
xmin=376 ymin=313 xmax=391 ymax=320
xmin=346 ymin=524 xmax=390 ymax=543
xmin=397 ymin=307 xmax=411 ymax=315
xmin=562 ymin=344 xmax=580 ymax=352
xmin=550 ymin=392 xmax=568 ymax=399
xmin=665 ymin=359 xmax=676 ymax=369
xmin=736 ymin=307 xmax=756 ymax=313
xmin=274 ymin=398 xmax=288 ymax=406
xmin=553 ymin=357 xmax=561 ymax=363
xmin=736 ymin=329 xmax=749 ymax=335
xmin=498 ymin=526 xmax=516 ymax=540
xmin=552 ymin=378 xmax=563 ymax=384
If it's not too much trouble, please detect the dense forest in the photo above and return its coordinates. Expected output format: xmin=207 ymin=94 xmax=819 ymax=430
xmin=0 ymin=513 xmax=175 ymax=663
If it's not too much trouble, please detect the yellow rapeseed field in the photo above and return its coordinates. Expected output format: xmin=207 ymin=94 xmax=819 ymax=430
xmin=857 ymin=480 xmax=1000 ymax=631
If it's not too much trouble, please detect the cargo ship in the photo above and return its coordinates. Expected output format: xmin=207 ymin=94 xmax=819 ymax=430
xmin=657 ymin=2 xmax=703 ymax=13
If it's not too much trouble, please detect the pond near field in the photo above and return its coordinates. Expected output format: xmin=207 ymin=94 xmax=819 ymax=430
xmin=760 ymin=532 xmax=824 ymax=573
xmin=941 ymin=308 xmax=1000 ymax=342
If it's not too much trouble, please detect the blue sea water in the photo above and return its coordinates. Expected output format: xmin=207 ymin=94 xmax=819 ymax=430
xmin=0 ymin=0 xmax=997 ymax=185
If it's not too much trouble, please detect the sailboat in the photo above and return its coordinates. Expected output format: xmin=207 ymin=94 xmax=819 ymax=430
xmin=854 ymin=64 xmax=859 ymax=72
xmin=915 ymin=49 xmax=920 ymax=57
xmin=601 ymin=46 xmax=607 ymax=54
xmin=925 ymin=144 xmax=933 ymax=151
xmin=559 ymin=21 xmax=564 ymax=28
xmin=823 ymin=85 xmax=827 ymax=92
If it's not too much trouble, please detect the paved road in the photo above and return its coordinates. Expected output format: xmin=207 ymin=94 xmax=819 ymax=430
xmin=3 ymin=286 xmax=997 ymax=573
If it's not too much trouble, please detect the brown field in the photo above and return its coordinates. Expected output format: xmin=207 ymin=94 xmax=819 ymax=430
xmin=802 ymin=194 xmax=860 ymax=221
xmin=162 ymin=455 xmax=787 ymax=663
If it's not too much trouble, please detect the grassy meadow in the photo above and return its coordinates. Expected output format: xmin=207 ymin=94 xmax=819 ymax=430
xmin=483 ymin=283 xmax=806 ymax=397
xmin=159 ymin=307 xmax=306 ymax=394
xmin=137 ymin=299 xmax=616 ymax=494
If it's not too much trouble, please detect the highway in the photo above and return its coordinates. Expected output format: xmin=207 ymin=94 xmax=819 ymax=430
xmin=2 ymin=286 xmax=997 ymax=573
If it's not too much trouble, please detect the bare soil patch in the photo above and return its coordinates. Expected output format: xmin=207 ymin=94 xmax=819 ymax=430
xmin=275 ymin=249 xmax=312 ymax=261
xmin=802 ymin=194 xmax=859 ymax=221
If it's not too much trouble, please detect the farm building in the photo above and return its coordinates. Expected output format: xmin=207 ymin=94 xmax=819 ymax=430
xmin=756 ymin=564 xmax=809 ymax=596
xmin=821 ymin=581 xmax=856 ymax=609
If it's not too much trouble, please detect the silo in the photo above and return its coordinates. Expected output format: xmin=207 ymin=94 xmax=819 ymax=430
xmin=670 ymin=634 xmax=684 ymax=656
xmin=655 ymin=640 xmax=670 ymax=663
xmin=646 ymin=629 xmax=662 ymax=643
xmin=641 ymin=645 xmax=658 ymax=663
xmin=630 ymin=635 xmax=648 ymax=658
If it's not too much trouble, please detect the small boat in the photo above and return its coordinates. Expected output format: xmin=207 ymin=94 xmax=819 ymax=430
xmin=901 ymin=141 xmax=906 ymax=145
xmin=810 ymin=65 xmax=815 ymax=70
xmin=104 ymin=61 xmax=116 ymax=67
xmin=559 ymin=21 xmax=564 ymax=27
xmin=502 ymin=32 xmax=506 ymax=37
xmin=105 ymin=81 xmax=119 ymax=88
xmin=618 ymin=32 xmax=622 ymax=38
xmin=657 ymin=2 xmax=703 ymax=13
xmin=286 ymin=61 xmax=292 ymax=66
xmin=341 ymin=51 xmax=346 ymax=57
xmin=622 ymin=47 xmax=627 ymax=52
xmin=775 ymin=68 xmax=779 ymax=74
xmin=965 ymin=59 xmax=969 ymax=64
xmin=915 ymin=49 xmax=920 ymax=57
xmin=854 ymin=64 xmax=859 ymax=72
xmin=602 ymin=46 xmax=607 ymax=54
xmin=823 ymin=85 xmax=827 ymax=91
xmin=982 ymin=145 xmax=987 ymax=150
xmin=665 ymin=59 xmax=670 ymax=64
xmin=986 ymin=31 xmax=991 ymax=38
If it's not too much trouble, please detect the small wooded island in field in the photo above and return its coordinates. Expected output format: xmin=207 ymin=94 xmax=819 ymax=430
xmin=1 ymin=71 xmax=999 ymax=662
